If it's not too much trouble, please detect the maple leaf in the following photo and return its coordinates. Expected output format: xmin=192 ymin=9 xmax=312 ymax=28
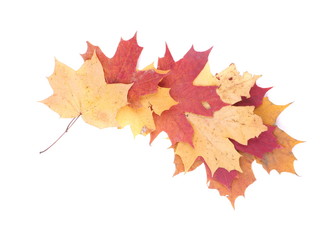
xmin=41 ymin=53 xmax=132 ymax=128
xmin=193 ymin=63 xmax=261 ymax=105
xmin=252 ymin=97 xmax=300 ymax=172
xmin=232 ymin=125 xmax=281 ymax=158
xmin=252 ymin=97 xmax=302 ymax=174
xmin=126 ymin=64 xmax=168 ymax=108
xmin=234 ymin=83 xmax=272 ymax=107
xmin=151 ymin=46 xmax=226 ymax=146
xmin=81 ymin=33 xmax=142 ymax=84
xmin=158 ymin=45 xmax=212 ymax=88
xmin=257 ymin=127 xmax=302 ymax=174
xmin=81 ymin=34 xmax=166 ymax=107
xmin=151 ymin=106 xmax=195 ymax=146
xmin=175 ymin=106 xmax=267 ymax=174
xmin=215 ymin=64 xmax=260 ymax=104
xmin=159 ymin=46 xmax=223 ymax=115
xmin=207 ymin=153 xmax=256 ymax=207
xmin=254 ymin=97 xmax=291 ymax=125
xmin=116 ymin=87 xmax=177 ymax=136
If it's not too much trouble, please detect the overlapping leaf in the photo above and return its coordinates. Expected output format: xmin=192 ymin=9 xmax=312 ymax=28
xmin=175 ymin=106 xmax=266 ymax=174
xmin=81 ymin=34 xmax=166 ymax=108
xmin=41 ymin=53 xmax=132 ymax=128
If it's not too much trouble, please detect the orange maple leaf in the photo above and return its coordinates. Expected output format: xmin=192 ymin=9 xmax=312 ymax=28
xmin=254 ymin=97 xmax=302 ymax=174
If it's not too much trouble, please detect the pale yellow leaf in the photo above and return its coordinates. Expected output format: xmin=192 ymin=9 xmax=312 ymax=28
xmin=41 ymin=53 xmax=132 ymax=128
xmin=175 ymin=106 xmax=267 ymax=174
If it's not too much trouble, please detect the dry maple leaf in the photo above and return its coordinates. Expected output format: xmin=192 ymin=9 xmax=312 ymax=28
xmin=193 ymin=63 xmax=261 ymax=105
xmin=175 ymin=106 xmax=267 ymax=174
xmin=151 ymin=106 xmax=195 ymax=146
xmin=234 ymin=83 xmax=272 ymax=107
xmin=257 ymin=127 xmax=302 ymax=174
xmin=232 ymin=125 xmax=281 ymax=158
xmin=215 ymin=64 xmax=260 ymax=104
xmin=41 ymin=53 xmax=132 ymax=128
xmin=81 ymin=35 xmax=166 ymax=108
xmin=151 ymin=46 xmax=227 ymax=146
xmin=173 ymin=77 xmax=278 ymax=204
xmin=205 ymin=94 xmax=299 ymax=204
xmin=159 ymin=46 xmax=224 ymax=115
xmin=253 ymin=97 xmax=302 ymax=174
xmin=81 ymin=33 xmax=142 ymax=84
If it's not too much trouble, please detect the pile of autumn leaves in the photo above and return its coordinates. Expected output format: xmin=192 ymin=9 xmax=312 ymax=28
xmin=42 ymin=35 xmax=300 ymax=206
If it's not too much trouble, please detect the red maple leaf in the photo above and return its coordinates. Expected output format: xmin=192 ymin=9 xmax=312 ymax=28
xmin=231 ymin=125 xmax=281 ymax=158
xmin=81 ymin=33 xmax=143 ymax=84
xmin=151 ymin=106 xmax=194 ymax=146
xmin=234 ymin=84 xmax=271 ymax=107
xmin=207 ymin=165 xmax=239 ymax=190
xmin=151 ymin=46 xmax=227 ymax=146
xmin=81 ymin=34 xmax=165 ymax=107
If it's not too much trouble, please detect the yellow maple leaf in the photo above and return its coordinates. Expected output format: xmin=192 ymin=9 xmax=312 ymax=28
xmin=175 ymin=106 xmax=267 ymax=174
xmin=215 ymin=64 xmax=260 ymax=104
xmin=41 ymin=53 xmax=132 ymax=128
xmin=193 ymin=63 xmax=259 ymax=104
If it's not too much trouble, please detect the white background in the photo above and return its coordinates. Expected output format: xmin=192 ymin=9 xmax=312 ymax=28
xmin=0 ymin=0 xmax=319 ymax=239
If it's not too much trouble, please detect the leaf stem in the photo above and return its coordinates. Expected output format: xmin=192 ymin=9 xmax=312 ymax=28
xmin=39 ymin=114 xmax=81 ymax=154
